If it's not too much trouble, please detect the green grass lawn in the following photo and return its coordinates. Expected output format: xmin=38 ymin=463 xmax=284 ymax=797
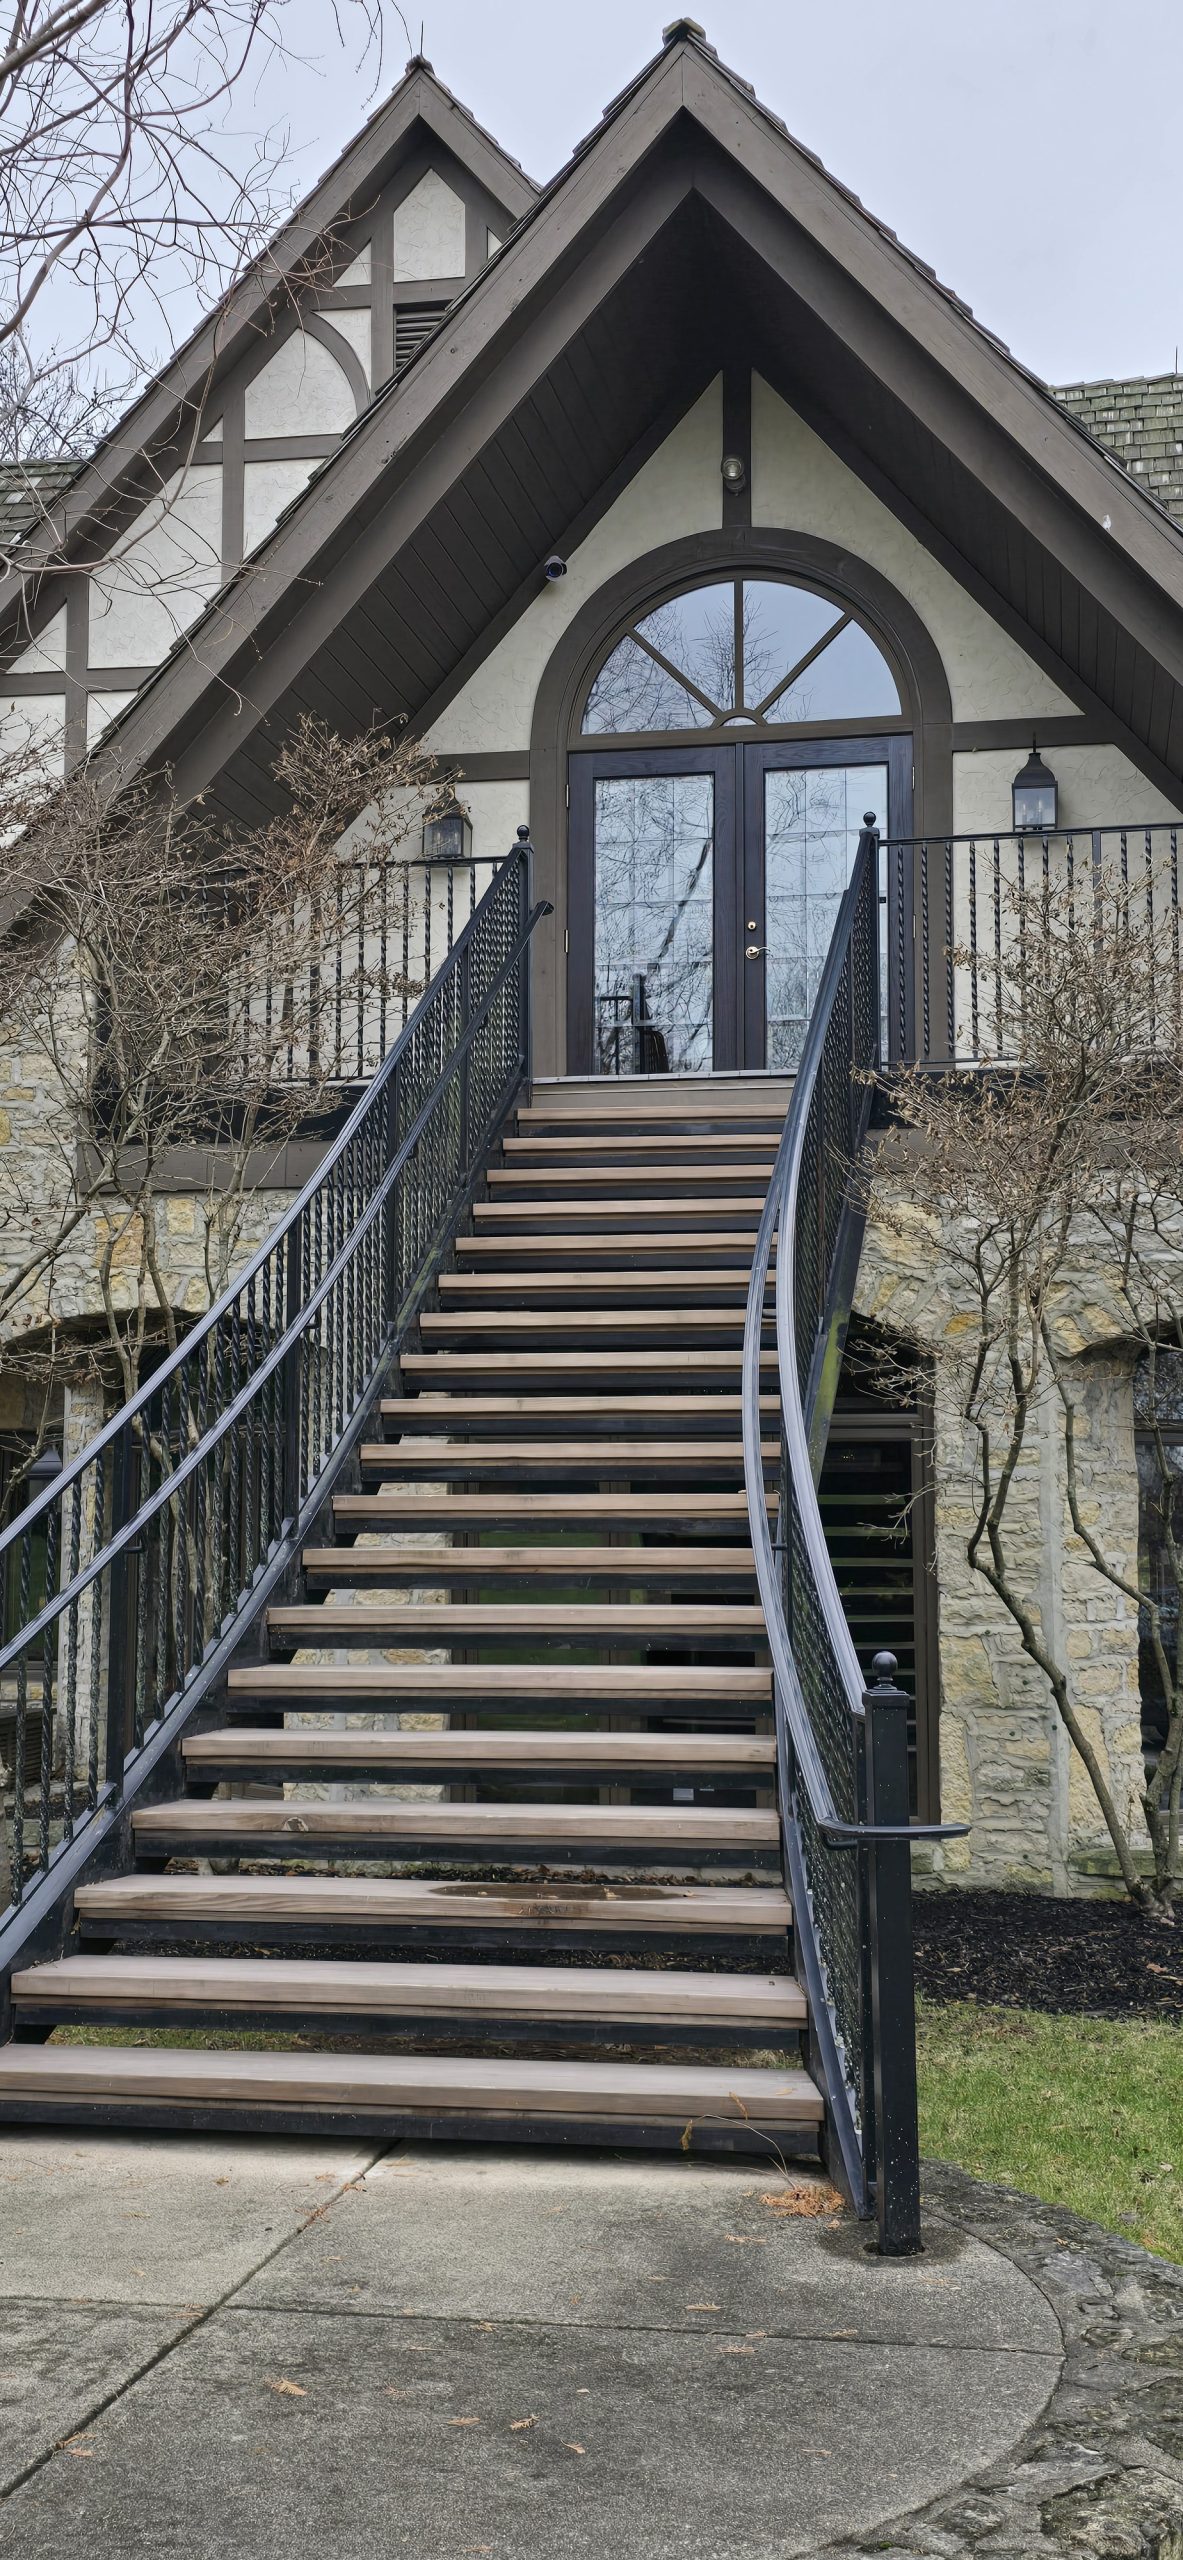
xmin=918 ymin=1998 xmax=1183 ymax=2263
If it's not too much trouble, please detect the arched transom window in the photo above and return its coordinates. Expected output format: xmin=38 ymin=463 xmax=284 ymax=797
xmin=582 ymin=576 xmax=901 ymax=736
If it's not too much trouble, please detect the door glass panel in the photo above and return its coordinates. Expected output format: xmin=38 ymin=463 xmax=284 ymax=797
xmin=593 ymin=773 xmax=714 ymax=1075
xmin=764 ymin=762 xmax=887 ymax=1069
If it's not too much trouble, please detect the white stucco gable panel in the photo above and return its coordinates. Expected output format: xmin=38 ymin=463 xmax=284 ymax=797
xmin=0 ymin=694 xmax=65 ymax=775
xmin=243 ymin=458 xmax=319 ymax=557
xmin=86 ymin=692 xmax=137 ymax=747
xmin=426 ymin=378 xmax=725 ymax=756
xmin=322 ymin=307 xmax=372 ymax=388
xmin=336 ymin=240 xmax=372 ymax=286
xmin=393 ymin=169 xmax=466 ymax=280
xmin=88 ymin=468 xmax=223 ymax=669
xmin=243 ymin=331 xmax=356 ymax=438
xmin=750 ymin=376 xmax=1079 ymax=723
xmin=11 ymin=607 xmax=68 ymax=677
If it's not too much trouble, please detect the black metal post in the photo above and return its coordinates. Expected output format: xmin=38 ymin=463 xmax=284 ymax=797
xmin=515 ymin=827 xmax=534 ymax=1082
xmin=457 ymin=936 xmax=472 ymax=1180
xmin=281 ymin=1220 xmax=304 ymax=1527
xmin=863 ymin=1650 xmax=922 ymax=2255
xmin=104 ymin=1417 xmax=137 ymax=1788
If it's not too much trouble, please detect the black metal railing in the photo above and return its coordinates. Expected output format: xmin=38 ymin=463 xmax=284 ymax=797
xmin=887 ymin=822 xmax=1182 ymax=1063
xmin=742 ymin=822 xmax=966 ymax=2250
xmin=0 ymin=833 xmax=547 ymax=1971
xmin=260 ymin=854 xmax=502 ymax=1086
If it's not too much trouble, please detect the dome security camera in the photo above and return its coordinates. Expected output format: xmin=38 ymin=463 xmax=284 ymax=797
xmin=543 ymin=554 xmax=568 ymax=581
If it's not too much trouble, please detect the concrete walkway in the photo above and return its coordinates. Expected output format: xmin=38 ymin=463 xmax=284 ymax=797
xmin=0 ymin=2131 xmax=1066 ymax=2558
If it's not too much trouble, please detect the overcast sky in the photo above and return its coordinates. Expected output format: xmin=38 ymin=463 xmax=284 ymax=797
xmin=269 ymin=0 xmax=1183 ymax=387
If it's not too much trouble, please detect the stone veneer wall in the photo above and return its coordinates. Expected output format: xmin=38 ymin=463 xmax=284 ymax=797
xmin=855 ymin=1200 xmax=1148 ymax=1898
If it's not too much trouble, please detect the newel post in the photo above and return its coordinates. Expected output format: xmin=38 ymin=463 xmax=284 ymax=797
xmin=863 ymin=1650 xmax=923 ymax=2255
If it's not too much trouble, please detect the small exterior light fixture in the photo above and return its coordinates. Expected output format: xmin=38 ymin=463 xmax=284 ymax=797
xmin=720 ymin=453 xmax=747 ymax=496
xmin=543 ymin=554 xmax=567 ymax=581
xmin=423 ymin=795 xmax=473 ymax=864
xmin=1012 ymin=739 xmax=1058 ymax=834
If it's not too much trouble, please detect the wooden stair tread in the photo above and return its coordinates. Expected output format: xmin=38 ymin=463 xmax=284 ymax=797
xmin=0 ymin=2043 xmax=821 ymax=2124
xmin=473 ymin=1198 xmax=765 ymax=1215
xmin=228 ymin=1663 xmax=771 ymax=1697
xmin=334 ymin=1491 xmax=762 ymax=1519
xmin=301 ymin=1546 xmax=758 ymax=1581
xmin=12 ymin=1954 xmax=804 ymax=2025
xmin=399 ymin=1354 xmax=777 ymax=1374
xmin=419 ymin=1312 xmax=763 ymax=1334
xmin=456 ymin=1234 xmax=774 ymax=1254
xmin=74 ymin=1874 xmax=793 ymax=1933
xmin=502 ymin=1136 xmax=779 ymax=1156
xmin=486 ymin=1170 xmax=772 ymax=1188
xmin=269 ymin=1602 xmax=765 ymax=1636
xmin=358 ymin=1440 xmax=773 ymax=1466
xmin=435 ymin=1274 xmax=772 ymax=1294
xmin=133 ymin=1801 xmax=781 ymax=1843
xmin=184 ymin=1729 xmax=775 ymax=1770
xmin=378 ymin=1397 xmax=776 ymax=1418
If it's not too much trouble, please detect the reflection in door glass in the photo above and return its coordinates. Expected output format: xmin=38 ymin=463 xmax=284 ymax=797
xmin=764 ymin=763 xmax=887 ymax=1069
xmin=593 ymin=774 xmax=714 ymax=1074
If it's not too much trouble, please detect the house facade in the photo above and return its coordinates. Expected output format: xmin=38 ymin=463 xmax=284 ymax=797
xmin=2 ymin=22 xmax=1183 ymax=1897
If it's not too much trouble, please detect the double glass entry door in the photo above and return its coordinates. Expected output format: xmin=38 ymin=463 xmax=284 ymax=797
xmin=567 ymin=737 xmax=909 ymax=1075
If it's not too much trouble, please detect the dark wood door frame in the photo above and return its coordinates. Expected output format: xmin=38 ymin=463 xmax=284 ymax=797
xmin=568 ymin=731 xmax=914 ymax=1073
xmin=741 ymin=731 xmax=913 ymax=1064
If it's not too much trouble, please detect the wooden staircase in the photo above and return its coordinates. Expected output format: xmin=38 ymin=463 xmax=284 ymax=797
xmin=0 ymin=1080 xmax=824 ymax=2154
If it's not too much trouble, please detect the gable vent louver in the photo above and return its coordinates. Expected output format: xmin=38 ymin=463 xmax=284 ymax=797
xmin=394 ymin=302 xmax=450 ymax=372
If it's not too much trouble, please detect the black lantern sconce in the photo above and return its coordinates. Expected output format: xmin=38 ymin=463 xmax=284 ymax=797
xmin=422 ymin=795 xmax=473 ymax=864
xmin=1011 ymin=740 xmax=1058 ymax=835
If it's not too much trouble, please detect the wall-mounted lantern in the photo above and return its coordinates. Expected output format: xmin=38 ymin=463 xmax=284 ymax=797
xmin=1011 ymin=740 xmax=1058 ymax=834
xmin=423 ymin=796 xmax=473 ymax=864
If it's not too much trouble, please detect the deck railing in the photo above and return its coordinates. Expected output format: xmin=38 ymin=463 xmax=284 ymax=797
xmin=887 ymin=822 xmax=1182 ymax=1063
xmin=742 ymin=822 xmax=967 ymax=2248
xmin=257 ymin=854 xmax=502 ymax=1086
xmin=0 ymin=834 xmax=547 ymax=1969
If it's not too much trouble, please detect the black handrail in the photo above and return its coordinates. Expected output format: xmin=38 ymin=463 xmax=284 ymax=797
xmin=0 ymin=832 xmax=549 ymax=1956
xmin=742 ymin=822 xmax=966 ymax=2249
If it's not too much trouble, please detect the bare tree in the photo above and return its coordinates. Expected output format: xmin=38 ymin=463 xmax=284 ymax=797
xmin=0 ymin=711 xmax=441 ymax=1513
xmin=865 ymin=875 xmax=1183 ymax=1911
xmin=0 ymin=3 xmax=416 ymax=374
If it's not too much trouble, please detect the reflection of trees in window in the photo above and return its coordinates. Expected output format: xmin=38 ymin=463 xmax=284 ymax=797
xmin=582 ymin=577 xmax=899 ymax=736
xmin=593 ymin=775 xmax=713 ymax=1074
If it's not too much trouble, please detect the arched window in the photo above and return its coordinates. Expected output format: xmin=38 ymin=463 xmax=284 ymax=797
xmin=582 ymin=576 xmax=901 ymax=736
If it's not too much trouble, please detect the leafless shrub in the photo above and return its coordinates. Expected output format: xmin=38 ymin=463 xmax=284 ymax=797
xmin=864 ymin=873 xmax=1183 ymax=1909
xmin=0 ymin=710 xmax=442 ymax=1502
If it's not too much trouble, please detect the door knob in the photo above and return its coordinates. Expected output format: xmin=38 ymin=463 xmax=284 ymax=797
xmin=744 ymin=943 xmax=766 ymax=959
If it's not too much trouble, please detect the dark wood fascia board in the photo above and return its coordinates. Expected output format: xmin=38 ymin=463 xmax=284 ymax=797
xmin=779 ymin=377 xmax=1183 ymax=812
xmin=410 ymin=361 xmax=718 ymax=748
xmin=679 ymin=55 xmax=1183 ymax=618
xmin=693 ymin=154 xmax=1183 ymax=696
xmin=0 ymin=70 xmax=536 ymax=626
xmin=952 ymin=716 xmax=1103 ymax=753
xmin=96 ymin=147 xmax=696 ymax=801
xmin=436 ymin=749 xmax=530 ymax=781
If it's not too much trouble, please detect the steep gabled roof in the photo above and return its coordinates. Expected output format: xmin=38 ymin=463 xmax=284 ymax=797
xmin=0 ymin=57 xmax=537 ymax=622
xmin=73 ymin=21 xmax=1183 ymax=814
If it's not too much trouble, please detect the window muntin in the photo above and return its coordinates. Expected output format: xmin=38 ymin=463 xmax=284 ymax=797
xmin=581 ymin=577 xmax=900 ymax=737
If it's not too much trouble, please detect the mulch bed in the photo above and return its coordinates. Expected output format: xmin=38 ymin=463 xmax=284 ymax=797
xmin=914 ymin=1887 xmax=1183 ymax=2019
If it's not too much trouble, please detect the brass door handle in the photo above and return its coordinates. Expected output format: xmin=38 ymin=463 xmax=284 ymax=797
xmin=744 ymin=943 xmax=766 ymax=959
